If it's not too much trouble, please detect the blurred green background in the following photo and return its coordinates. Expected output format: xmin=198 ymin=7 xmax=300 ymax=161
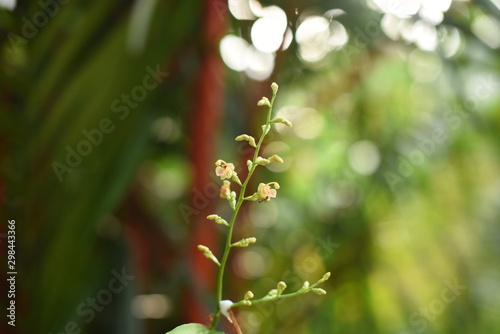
xmin=1 ymin=0 xmax=500 ymax=333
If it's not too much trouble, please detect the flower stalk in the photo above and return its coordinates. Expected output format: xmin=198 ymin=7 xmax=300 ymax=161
xmin=210 ymin=85 xmax=279 ymax=329
xmin=204 ymin=83 xmax=328 ymax=330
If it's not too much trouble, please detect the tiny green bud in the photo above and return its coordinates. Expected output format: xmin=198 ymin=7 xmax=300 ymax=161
xmin=256 ymin=157 xmax=271 ymax=166
xmin=206 ymin=214 xmax=229 ymax=226
xmin=244 ymin=193 xmax=259 ymax=201
xmin=267 ymin=289 xmax=278 ymax=297
xmin=301 ymin=281 xmax=310 ymax=290
xmin=277 ymin=281 xmax=287 ymax=295
xmin=235 ymin=134 xmax=257 ymax=148
xmin=232 ymin=237 xmax=257 ymax=247
xmin=268 ymin=154 xmax=284 ymax=163
xmin=229 ymin=191 xmax=237 ymax=210
xmin=261 ymin=124 xmax=271 ymax=135
xmin=242 ymin=300 xmax=252 ymax=306
xmin=257 ymin=97 xmax=271 ymax=107
xmin=312 ymin=288 xmax=327 ymax=295
xmin=197 ymin=245 xmax=221 ymax=266
xmin=317 ymin=272 xmax=331 ymax=284
xmin=231 ymin=172 xmax=242 ymax=186
xmin=271 ymin=82 xmax=279 ymax=95
xmin=271 ymin=117 xmax=293 ymax=127
xmin=244 ymin=291 xmax=255 ymax=300
xmin=247 ymin=160 xmax=253 ymax=171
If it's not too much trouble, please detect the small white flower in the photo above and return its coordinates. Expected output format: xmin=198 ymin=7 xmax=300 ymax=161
xmin=215 ymin=160 xmax=235 ymax=180
xmin=257 ymin=182 xmax=280 ymax=201
xmin=219 ymin=300 xmax=234 ymax=323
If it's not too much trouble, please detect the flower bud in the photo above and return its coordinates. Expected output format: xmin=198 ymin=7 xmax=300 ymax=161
xmin=256 ymin=157 xmax=271 ymax=166
xmin=277 ymin=281 xmax=287 ymax=295
xmin=312 ymin=288 xmax=327 ymax=295
xmin=271 ymin=82 xmax=279 ymax=95
xmin=301 ymin=281 xmax=310 ymax=290
xmin=247 ymin=160 xmax=253 ymax=171
xmin=261 ymin=124 xmax=270 ymax=135
xmin=235 ymin=134 xmax=257 ymax=148
xmin=317 ymin=272 xmax=331 ymax=284
xmin=197 ymin=245 xmax=220 ymax=266
xmin=229 ymin=191 xmax=237 ymax=210
xmin=232 ymin=237 xmax=257 ymax=247
xmin=242 ymin=300 xmax=252 ymax=306
xmin=231 ymin=172 xmax=242 ymax=186
xmin=267 ymin=289 xmax=278 ymax=297
xmin=257 ymin=97 xmax=271 ymax=107
xmin=219 ymin=180 xmax=231 ymax=199
xmin=206 ymin=214 xmax=229 ymax=226
xmin=244 ymin=291 xmax=255 ymax=300
xmin=268 ymin=154 xmax=284 ymax=163
xmin=244 ymin=193 xmax=259 ymax=201
xmin=271 ymin=117 xmax=293 ymax=127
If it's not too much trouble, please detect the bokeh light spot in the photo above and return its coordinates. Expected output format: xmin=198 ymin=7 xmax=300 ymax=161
xmin=347 ymin=140 xmax=381 ymax=175
xmin=131 ymin=294 xmax=171 ymax=319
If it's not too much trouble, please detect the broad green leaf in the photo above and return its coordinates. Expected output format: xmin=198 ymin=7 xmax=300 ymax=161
xmin=166 ymin=323 xmax=224 ymax=334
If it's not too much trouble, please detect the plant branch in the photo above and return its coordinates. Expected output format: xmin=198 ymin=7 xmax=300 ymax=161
xmin=210 ymin=91 xmax=277 ymax=329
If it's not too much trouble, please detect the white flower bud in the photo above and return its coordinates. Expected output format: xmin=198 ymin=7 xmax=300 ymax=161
xmin=277 ymin=281 xmax=287 ymax=295
xmin=317 ymin=272 xmax=331 ymax=284
xmin=271 ymin=117 xmax=293 ymax=127
xmin=301 ymin=281 xmax=310 ymax=290
xmin=197 ymin=245 xmax=220 ymax=266
xmin=206 ymin=214 xmax=229 ymax=226
xmin=261 ymin=124 xmax=271 ymax=135
xmin=229 ymin=191 xmax=237 ymax=210
xmin=267 ymin=289 xmax=278 ymax=297
xmin=232 ymin=237 xmax=257 ymax=247
xmin=312 ymin=288 xmax=327 ymax=295
xmin=256 ymin=157 xmax=271 ymax=166
xmin=247 ymin=160 xmax=253 ymax=171
xmin=271 ymin=82 xmax=279 ymax=95
xmin=257 ymin=97 xmax=271 ymax=107
xmin=244 ymin=291 xmax=255 ymax=300
xmin=235 ymin=134 xmax=257 ymax=148
xmin=231 ymin=172 xmax=242 ymax=185
xmin=268 ymin=154 xmax=284 ymax=163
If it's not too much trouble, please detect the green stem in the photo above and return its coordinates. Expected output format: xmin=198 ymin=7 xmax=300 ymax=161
xmin=231 ymin=280 xmax=325 ymax=308
xmin=210 ymin=94 xmax=276 ymax=329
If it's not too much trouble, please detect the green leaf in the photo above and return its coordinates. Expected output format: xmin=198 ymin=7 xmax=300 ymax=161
xmin=166 ymin=323 xmax=224 ymax=334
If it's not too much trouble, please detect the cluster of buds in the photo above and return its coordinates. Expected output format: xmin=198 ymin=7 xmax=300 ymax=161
xmin=217 ymin=179 xmax=237 ymax=209
xmin=193 ymin=82 xmax=329 ymax=331
xmin=231 ymin=237 xmax=257 ymax=248
xmin=237 ymin=290 xmax=254 ymax=306
xmin=230 ymin=272 xmax=331 ymax=309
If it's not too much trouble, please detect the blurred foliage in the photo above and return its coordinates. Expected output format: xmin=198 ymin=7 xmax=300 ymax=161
xmin=1 ymin=0 xmax=500 ymax=334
